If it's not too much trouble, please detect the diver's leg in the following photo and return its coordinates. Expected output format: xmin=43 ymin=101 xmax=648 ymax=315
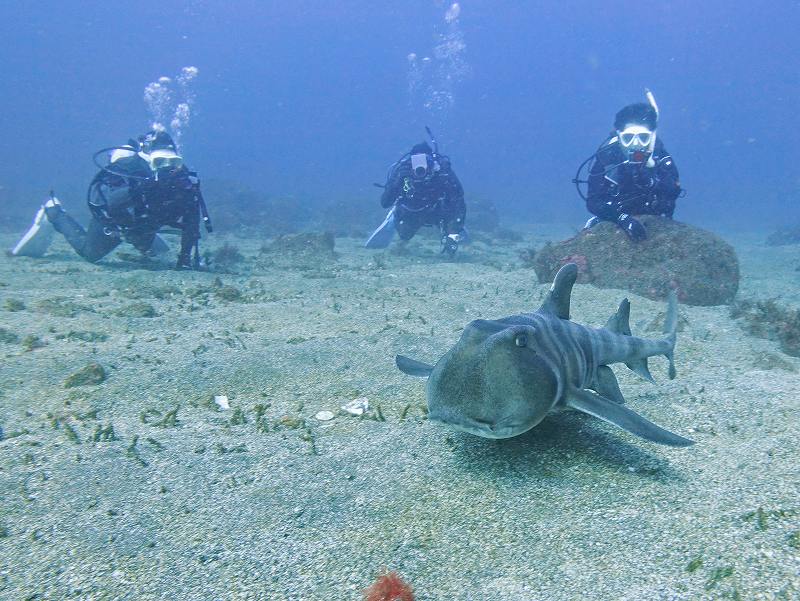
xmin=177 ymin=203 xmax=201 ymax=269
xmin=395 ymin=209 xmax=421 ymax=241
xmin=79 ymin=218 xmax=123 ymax=262
xmin=47 ymin=203 xmax=122 ymax=263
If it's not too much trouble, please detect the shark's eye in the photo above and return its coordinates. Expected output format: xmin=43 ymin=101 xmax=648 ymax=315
xmin=515 ymin=334 xmax=527 ymax=347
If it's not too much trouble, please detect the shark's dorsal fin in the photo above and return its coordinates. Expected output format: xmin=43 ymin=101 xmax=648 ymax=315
xmin=539 ymin=263 xmax=578 ymax=320
xmin=605 ymin=299 xmax=632 ymax=336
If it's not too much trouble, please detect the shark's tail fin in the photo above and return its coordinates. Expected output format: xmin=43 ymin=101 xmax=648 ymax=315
xmin=662 ymin=290 xmax=678 ymax=380
xmin=606 ymin=298 xmax=656 ymax=383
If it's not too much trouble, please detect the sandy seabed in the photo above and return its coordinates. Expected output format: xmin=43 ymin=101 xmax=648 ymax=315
xmin=0 ymin=224 xmax=798 ymax=601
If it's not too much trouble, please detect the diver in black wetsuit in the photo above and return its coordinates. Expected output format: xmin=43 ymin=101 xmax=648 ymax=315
xmin=578 ymin=92 xmax=682 ymax=242
xmin=11 ymin=131 xmax=211 ymax=269
xmin=376 ymin=139 xmax=467 ymax=256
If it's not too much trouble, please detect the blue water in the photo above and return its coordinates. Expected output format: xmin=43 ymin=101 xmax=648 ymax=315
xmin=0 ymin=0 xmax=798 ymax=229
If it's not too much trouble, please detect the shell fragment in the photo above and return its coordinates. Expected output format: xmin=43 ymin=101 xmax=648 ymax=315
xmin=214 ymin=395 xmax=230 ymax=410
xmin=341 ymin=397 xmax=369 ymax=416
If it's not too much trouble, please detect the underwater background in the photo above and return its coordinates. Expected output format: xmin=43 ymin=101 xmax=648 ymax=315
xmin=2 ymin=2 xmax=800 ymax=600
xmin=0 ymin=0 xmax=798 ymax=231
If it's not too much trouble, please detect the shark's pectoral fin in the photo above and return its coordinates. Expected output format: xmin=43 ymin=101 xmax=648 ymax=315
xmin=567 ymin=387 xmax=694 ymax=447
xmin=395 ymin=355 xmax=434 ymax=377
xmin=593 ymin=366 xmax=626 ymax=404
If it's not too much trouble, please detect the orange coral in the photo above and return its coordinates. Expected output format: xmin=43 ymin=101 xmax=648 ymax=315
xmin=363 ymin=570 xmax=415 ymax=601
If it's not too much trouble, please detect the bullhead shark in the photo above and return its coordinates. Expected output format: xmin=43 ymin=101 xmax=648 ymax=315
xmin=396 ymin=263 xmax=694 ymax=447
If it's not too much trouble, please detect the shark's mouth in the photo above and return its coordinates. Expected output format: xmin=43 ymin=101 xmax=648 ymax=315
xmin=428 ymin=413 xmax=531 ymax=439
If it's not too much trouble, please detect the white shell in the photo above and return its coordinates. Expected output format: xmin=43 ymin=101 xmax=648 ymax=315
xmin=341 ymin=397 xmax=369 ymax=416
xmin=214 ymin=395 xmax=230 ymax=410
xmin=315 ymin=410 xmax=335 ymax=422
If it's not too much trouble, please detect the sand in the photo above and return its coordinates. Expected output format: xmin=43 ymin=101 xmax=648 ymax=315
xmin=0 ymin=225 xmax=798 ymax=600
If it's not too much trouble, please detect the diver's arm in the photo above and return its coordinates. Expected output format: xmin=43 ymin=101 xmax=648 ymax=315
xmin=586 ymin=158 xmax=620 ymax=221
xmin=652 ymin=152 xmax=681 ymax=218
xmin=380 ymin=164 xmax=407 ymax=208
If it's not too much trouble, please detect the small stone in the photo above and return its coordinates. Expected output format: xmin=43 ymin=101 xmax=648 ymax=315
xmin=315 ymin=410 xmax=335 ymax=421
xmin=342 ymin=397 xmax=369 ymax=416
xmin=64 ymin=363 xmax=106 ymax=388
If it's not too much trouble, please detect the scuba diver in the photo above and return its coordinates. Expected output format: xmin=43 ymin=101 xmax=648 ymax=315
xmin=365 ymin=128 xmax=467 ymax=256
xmin=10 ymin=130 xmax=211 ymax=269
xmin=574 ymin=90 xmax=682 ymax=242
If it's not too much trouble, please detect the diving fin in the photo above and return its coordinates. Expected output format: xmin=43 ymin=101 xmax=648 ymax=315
xmin=10 ymin=201 xmax=56 ymax=258
xmin=567 ymin=387 xmax=694 ymax=447
xmin=365 ymin=207 xmax=396 ymax=249
xmin=396 ymin=355 xmax=434 ymax=377
xmin=148 ymin=234 xmax=170 ymax=256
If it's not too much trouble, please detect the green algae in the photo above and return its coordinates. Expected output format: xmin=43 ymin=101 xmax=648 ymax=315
xmin=3 ymin=298 xmax=25 ymax=311
xmin=0 ymin=327 xmax=19 ymax=343
xmin=55 ymin=331 xmax=109 ymax=343
xmin=21 ymin=335 xmax=45 ymax=352
xmin=686 ymin=556 xmax=703 ymax=573
xmin=92 ymin=424 xmax=117 ymax=442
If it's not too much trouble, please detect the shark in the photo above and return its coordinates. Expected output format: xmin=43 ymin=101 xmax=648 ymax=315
xmin=395 ymin=262 xmax=694 ymax=447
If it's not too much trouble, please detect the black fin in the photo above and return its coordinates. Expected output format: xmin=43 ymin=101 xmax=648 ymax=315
xmin=605 ymin=299 xmax=632 ymax=336
xmin=538 ymin=263 xmax=578 ymax=320
xmin=593 ymin=366 xmax=626 ymax=404
xmin=395 ymin=355 xmax=434 ymax=377
xmin=567 ymin=387 xmax=694 ymax=447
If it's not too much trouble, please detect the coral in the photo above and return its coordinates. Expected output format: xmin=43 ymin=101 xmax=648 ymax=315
xmin=363 ymin=570 xmax=414 ymax=601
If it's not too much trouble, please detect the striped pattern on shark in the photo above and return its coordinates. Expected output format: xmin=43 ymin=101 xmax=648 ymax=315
xmin=395 ymin=262 xmax=694 ymax=447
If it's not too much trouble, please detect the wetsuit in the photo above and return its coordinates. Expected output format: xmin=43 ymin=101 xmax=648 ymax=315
xmin=587 ymin=137 xmax=681 ymax=222
xmin=46 ymin=159 xmax=202 ymax=267
xmin=380 ymin=156 xmax=466 ymax=240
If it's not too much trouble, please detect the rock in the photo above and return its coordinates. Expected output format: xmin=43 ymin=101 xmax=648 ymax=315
xmin=114 ymin=302 xmax=158 ymax=318
xmin=261 ymin=232 xmax=335 ymax=256
xmin=766 ymin=225 xmax=800 ymax=246
xmin=532 ymin=216 xmax=739 ymax=306
xmin=315 ymin=410 xmax=335 ymax=421
xmin=64 ymin=363 xmax=107 ymax=388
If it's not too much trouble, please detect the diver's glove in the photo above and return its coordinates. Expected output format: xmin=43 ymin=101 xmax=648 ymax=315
xmin=440 ymin=232 xmax=461 ymax=256
xmin=617 ymin=213 xmax=647 ymax=242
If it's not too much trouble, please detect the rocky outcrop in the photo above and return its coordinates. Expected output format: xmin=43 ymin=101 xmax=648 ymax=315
xmin=532 ymin=216 xmax=739 ymax=306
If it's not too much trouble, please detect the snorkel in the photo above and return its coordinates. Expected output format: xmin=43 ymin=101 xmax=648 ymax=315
xmin=425 ymin=125 xmax=440 ymax=157
xmin=644 ymin=88 xmax=659 ymax=167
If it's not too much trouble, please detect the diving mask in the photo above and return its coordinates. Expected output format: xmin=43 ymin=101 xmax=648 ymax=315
xmin=410 ymin=153 xmax=429 ymax=178
xmin=618 ymin=124 xmax=655 ymax=163
xmin=148 ymin=149 xmax=183 ymax=172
